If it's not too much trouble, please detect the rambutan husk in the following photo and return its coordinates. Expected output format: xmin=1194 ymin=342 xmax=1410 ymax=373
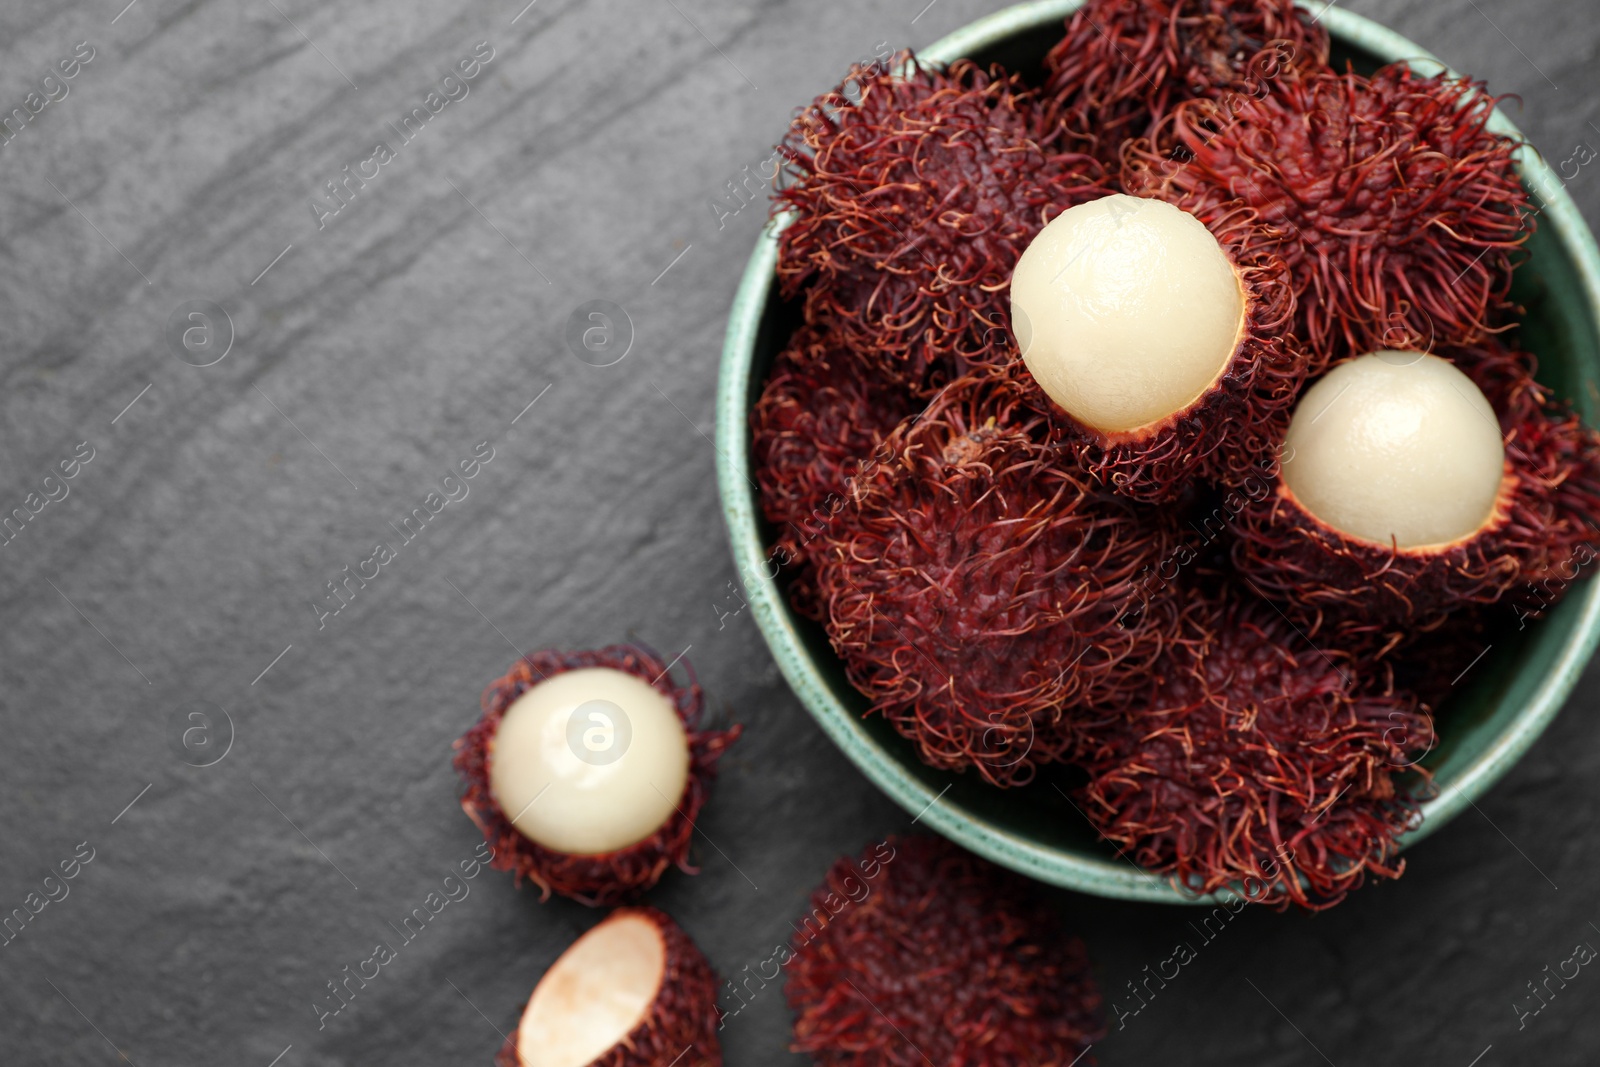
xmin=1040 ymin=0 xmax=1330 ymax=167
xmin=786 ymin=835 xmax=1103 ymax=1066
xmin=1075 ymin=588 xmax=1435 ymax=910
xmin=1124 ymin=61 xmax=1530 ymax=366
xmin=1015 ymin=202 xmax=1310 ymax=503
xmin=495 ymin=906 xmax=721 ymax=1067
xmin=1230 ymin=339 xmax=1600 ymax=647
xmin=751 ymin=325 xmax=917 ymax=619
xmin=813 ymin=368 xmax=1184 ymax=786
xmin=453 ymin=646 xmax=741 ymax=907
xmin=775 ymin=52 xmax=1109 ymax=394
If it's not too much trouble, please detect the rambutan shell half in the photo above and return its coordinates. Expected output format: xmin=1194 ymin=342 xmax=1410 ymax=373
xmin=496 ymin=906 xmax=721 ymax=1067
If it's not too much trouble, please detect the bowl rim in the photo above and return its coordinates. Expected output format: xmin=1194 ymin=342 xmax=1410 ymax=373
xmin=715 ymin=0 xmax=1600 ymax=904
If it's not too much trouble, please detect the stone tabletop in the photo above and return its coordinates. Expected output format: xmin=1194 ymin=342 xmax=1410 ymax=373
xmin=1 ymin=0 xmax=1597 ymax=1064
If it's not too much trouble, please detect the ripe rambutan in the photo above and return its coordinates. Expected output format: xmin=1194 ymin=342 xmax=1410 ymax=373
xmin=1010 ymin=192 xmax=1309 ymax=502
xmin=453 ymin=645 xmax=741 ymax=907
xmin=1041 ymin=0 xmax=1329 ymax=167
xmin=1075 ymin=589 xmax=1435 ymax=909
xmin=812 ymin=367 xmax=1182 ymax=786
xmin=495 ymin=906 xmax=721 ymax=1067
xmin=1124 ymin=62 xmax=1530 ymax=364
xmin=775 ymin=52 xmax=1108 ymax=393
xmin=786 ymin=835 xmax=1103 ymax=1066
xmin=1230 ymin=347 xmax=1600 ymax=646
xmin=750 ymin=326 xmax=917 ymax=619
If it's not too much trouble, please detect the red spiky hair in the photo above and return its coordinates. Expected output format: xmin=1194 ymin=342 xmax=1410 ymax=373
xmin=453 ymin=646 xmax=741 ymax=907
xmin=1230 ymin=339 xmax=1600 ymax=647
xmin=786 ymin=835 xmax=1103 ymax=1066
xmin=813 ymin=368 xmax=1183 ymax=786
xmin=1041 ymin=0 xmax=1330 ymax=167
xmin=1015 ymin=201 xmax=1310 ymax=502
xmin=1124 ymin=62 xmax=1530 ymax=366
xmin=1075 ymin=588 xmax=1434 ymax=909
xmin=751 ymin=326 xmax=916 ymax=619
xmin=775 ymin=52 xmax=1109 ymax=393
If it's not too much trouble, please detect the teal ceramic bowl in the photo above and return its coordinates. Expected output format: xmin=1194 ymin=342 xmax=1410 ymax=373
xmin=716 ymin=0 xmax=1600 ymax=903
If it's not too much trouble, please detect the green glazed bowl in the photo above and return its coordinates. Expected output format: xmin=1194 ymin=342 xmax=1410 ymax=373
xmin=716 ymin=0 xmax=1600 ymax=903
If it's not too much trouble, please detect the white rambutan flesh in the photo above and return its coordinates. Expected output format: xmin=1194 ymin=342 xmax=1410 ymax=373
xmin=489 ymin=667 xmax=690 ymax=856
xmin=1281 ymin=351 xmax=1506 ymax=549
xmin=1010 ymin=194 xmax=1245 ymax=433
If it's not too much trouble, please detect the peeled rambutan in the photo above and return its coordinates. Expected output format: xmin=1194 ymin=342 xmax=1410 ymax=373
xmin=1040 ymin=0 xmax=1329 ymax=167
xmin=786 ymin=835 xmax=1103 ymax=1066
xmin=750 ymin=325 xmax=917 ymax=619
xmin=1076 ymin=588 xmax=1435 ymax=909
xmin=775 ymin=52 xmax=1108 ymax=393
xmin=1230 ymin=346 xmax=1600 ymax=646
xmin=1010 ymin=192 xmax=1309 ymax=502
xmin=1124 ymin=62 xmax=1530 ymax=364
xmin=453 ymin=645 xmax=741 ymax=907
xmin=812 ymin=367 xmax=1182 ymax=786
xmin=495 ymin=906 xmax=721 ymax=1067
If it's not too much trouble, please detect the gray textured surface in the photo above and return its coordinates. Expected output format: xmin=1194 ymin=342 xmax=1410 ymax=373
xmin=0 ymin=0 xmax=1596 ymax=1064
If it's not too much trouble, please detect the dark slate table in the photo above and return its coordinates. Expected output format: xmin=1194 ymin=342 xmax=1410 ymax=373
xmin=1 ymin=0 xmax=1595 ymax=1063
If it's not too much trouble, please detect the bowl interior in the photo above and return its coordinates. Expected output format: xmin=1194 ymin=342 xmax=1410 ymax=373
xmin=716 ymin=0 xmax=1600 ymax=903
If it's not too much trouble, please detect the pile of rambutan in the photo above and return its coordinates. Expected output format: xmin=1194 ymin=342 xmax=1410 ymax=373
xmin=753 ymin=0 xmax=1600 ymax=919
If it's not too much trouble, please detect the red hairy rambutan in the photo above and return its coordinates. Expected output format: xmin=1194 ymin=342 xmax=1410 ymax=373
xmin=751 ymin=326 xmax=917 ymax=618
xmin=775 ymin=53 xmax=1108 ymax=393
xmin=1075 ymin=589 xmax=1434 ymax=909
xmin=1124 ymin=62 xmax=1530 ymax=365
xmin=495 ymin=906 xmax=721 ymax=1067
xmin=1041 ymin=0 xmax=1329 ymax=167
xmin=1230 ymin=344 xmax=1600 ymax=647
xmin=813 ymin=368 xmax=1183 ymax=786
xmin=786 ymin=835 xmax=1104 ymax=1066
xmin=1010 ymin=195 xmax=1309 ymax=502
xmin=454 ymin=646 xmax=741 ymax=907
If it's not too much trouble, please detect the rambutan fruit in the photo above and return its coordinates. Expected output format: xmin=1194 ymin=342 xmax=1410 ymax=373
xmin=750 ymin=326 xmax=917 ymax=619
xmin=786 ymin=835 xmax=1103 ymax=1066
xmin=1230 ymin=348 xmax=1600 ymax=646
xmin=1075 ymin=589 xmax=1435 ymax=909
xmin=1124 ymin=62 xmax=1530 ymax=364
xmin=495 ymin=906 xmax=721 ymax=1067
xmin=812 ymin=367 xmax=1182 ymax=786
xmin=453 ymin=646 xmax=741 ymax=907
xmin=1009 ymin=192 xmax=1309 ymax=502
xmin=1040 ymin=0 xmax=1329 ymax=167
xmin=775 ymin=53 xmax=1109 ymax=393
